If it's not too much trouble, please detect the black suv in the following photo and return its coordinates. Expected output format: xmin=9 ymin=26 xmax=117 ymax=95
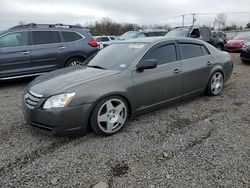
xmin=0 ymin=23 xmax=98 ymax=80
xmin=165 ymin=26 xmax=226 ymax=50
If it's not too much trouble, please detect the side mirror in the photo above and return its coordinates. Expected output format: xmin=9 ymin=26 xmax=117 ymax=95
xmin=137 ymin=59 xmax=157 ymax=71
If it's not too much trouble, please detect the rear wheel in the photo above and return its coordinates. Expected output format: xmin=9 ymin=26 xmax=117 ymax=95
xmin=90 ymin=96 xmax=128 ymax=136
xmin=206 ymin=72 xmax=224 ymax=96
xmin=65 ymin=58 xmax=84 ymax=67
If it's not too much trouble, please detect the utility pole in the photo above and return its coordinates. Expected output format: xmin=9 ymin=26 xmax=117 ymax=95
xmin=182 ymin=15 xmax=185 ymax=27
xmin=191 ymin=13 xmax=197 ymax=25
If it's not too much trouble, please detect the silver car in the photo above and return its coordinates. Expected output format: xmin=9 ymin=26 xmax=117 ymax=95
xmin=23 ymin=37 xmax=233 ymax=136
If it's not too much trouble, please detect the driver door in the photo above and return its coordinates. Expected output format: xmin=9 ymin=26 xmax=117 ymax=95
xmin=132 ymin=41 xmax=183 ymax=111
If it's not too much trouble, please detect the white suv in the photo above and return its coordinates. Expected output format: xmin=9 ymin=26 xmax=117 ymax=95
xmin=94 ymin=36 xmax=117 ymax=49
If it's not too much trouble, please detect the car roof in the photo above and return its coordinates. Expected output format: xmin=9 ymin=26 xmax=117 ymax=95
xmin=118 ymin=37 xmax=205 ymax=45
xmin=6 ymin=24 xmax=89 ymax=33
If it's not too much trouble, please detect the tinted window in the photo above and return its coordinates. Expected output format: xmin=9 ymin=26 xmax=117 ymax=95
xmin=32 ymin=31 xmax=61 ymax=45
xmin=96 ymin=37 xmax=109 ymax=42
xmin=62 ymin=31 xmax=83 ymax=42
xmin=201 ymin=46 xmax=210 ymax=55
xmin=143 ymin=44 xmax=177 ymax=65
xmin=180 ymin=43 xmax=203 ymax=59
xmin=110 ymin=37 xmax=115 ymax=40
xmin=0 ymin=32 xmax=28 ymax=47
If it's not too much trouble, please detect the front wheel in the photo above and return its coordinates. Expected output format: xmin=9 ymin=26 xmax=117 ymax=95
xmin=90 ymin=96 xmax=128 ymax=136
xmin=206 ymin=72 xmax=224 ymax=96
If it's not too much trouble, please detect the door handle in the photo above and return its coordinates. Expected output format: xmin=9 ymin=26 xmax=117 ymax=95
xmin=22 ymin=51 xmax=30 ymax=55
xmin=207 ymin=61 xmax=213 ymax=66
xmin=173 ymin=69 xmax=181 ymax=74
xmin=58 ymin=46 xmax=66 ymax=50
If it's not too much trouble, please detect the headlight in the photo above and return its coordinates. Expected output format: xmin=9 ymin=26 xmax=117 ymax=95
xmin=43 ymin=93 xmax=75 ymax=109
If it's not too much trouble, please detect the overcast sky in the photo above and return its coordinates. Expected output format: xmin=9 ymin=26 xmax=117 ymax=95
xmin=1 ymin=0 xmax=250 ymax=30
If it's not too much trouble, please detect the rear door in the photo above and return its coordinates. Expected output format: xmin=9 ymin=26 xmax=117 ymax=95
xmin=0 ymin=31 xmax=32 ymax=79
xmin=30 ymin=30 xmax=66 ymax=73
xmin=132 ymin=42 xmax=183 ymax=110
xmin=178 ymin=42 xmax=213 ymax=96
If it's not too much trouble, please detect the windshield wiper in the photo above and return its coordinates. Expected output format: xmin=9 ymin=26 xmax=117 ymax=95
xmin=87 ymin=65 xmax=106 ymax=70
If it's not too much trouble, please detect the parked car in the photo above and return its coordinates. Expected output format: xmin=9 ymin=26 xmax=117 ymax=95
xmin=165 ymin=26 xmax=226 ymax=50
xmin=226 ymin=32 xmax=250 ymax=52
xmin=0 ymin=23 xmax=98 ymax=80
xmin=212 ymin=30 xmax=227 ymax=42
xmin=94 ymin=36 xmax=117 ymax=49
xmin=119 ymin=29 xmax=168 ymax=40
xmin=23 ymin=37 xmax=233 ymax=136
xmin=240 ymin=41 xmax=250 ymax=63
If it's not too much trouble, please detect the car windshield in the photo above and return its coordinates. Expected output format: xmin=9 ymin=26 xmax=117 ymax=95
xmin=119 ymin=31 xmax=139 ymax=40
xmin=233 ymin=32 xmax=250 ymax=40
xmin=86 ymin=43 xmax=147 ymax=71
xmin=165 ymin=29 xmax=189 ymax=37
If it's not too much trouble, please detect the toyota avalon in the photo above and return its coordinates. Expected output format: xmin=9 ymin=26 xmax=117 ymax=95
xmin=23 ymin=37 xmax=233 ymax=136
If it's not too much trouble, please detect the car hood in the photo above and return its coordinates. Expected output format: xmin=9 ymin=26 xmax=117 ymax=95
xmin=227 ymin=39 xmax=244 ymax=45
xmin=28 ymin=66 xmax=120 ymax=97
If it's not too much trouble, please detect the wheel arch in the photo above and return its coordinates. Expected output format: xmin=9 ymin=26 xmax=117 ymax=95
xmin=205 ymin=66 xmax=225 ymax=93
xmin=86 ymin=93 xmax=133 ymax=130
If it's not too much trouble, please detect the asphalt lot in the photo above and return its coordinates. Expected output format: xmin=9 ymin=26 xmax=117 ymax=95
xmin=0 ymin=53 xmax=249 ymax=188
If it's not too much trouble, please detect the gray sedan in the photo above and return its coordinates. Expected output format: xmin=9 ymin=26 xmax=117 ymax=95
xmin=23 ymin=37 xmax=233 ymax=136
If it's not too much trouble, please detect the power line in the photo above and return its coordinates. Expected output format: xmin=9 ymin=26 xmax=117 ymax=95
xmin=136 ymin=11 xmax=250 ymax=25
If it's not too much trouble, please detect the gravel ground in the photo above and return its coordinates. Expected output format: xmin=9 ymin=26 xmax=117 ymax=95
xmin=0 ymin=53 xmax=249 ymax=188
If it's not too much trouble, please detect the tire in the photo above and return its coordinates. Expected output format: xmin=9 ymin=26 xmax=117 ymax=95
xmin=90 ymin=96 xmax=128 ymax=136
xmin=65 ymin=58 xmax=84 ymax=67
xmin=216 ymin=44 xmax=224 ymax=51
xmin=206 ymin=72 xmax=224 ymax=96
xmin=241 ymin=58 xmax=250 ymax=64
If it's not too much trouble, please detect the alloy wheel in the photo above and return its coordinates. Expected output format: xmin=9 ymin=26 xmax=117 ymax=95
xmin=97 ymin=98 xmax=127 ymax=134
xmin=69 ymin=60 xmax=82 ymax=66
xmin=211 ymin=72 xmax=224 ymax=95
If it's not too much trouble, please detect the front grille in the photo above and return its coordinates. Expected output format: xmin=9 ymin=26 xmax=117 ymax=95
xmin=24 ymin=90 xmax=43 ymax=109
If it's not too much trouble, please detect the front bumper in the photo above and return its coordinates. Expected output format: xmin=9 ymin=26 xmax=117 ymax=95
xmin=23 ymin=92 xmax=93 ymax=136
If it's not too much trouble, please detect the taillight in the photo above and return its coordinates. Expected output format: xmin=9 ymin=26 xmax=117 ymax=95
xmin=88 ymin=40 xmax=98 ymax=47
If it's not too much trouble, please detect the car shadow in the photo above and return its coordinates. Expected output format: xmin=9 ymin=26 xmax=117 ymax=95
xmin=0 ymin=77 xmax=35 ymax=89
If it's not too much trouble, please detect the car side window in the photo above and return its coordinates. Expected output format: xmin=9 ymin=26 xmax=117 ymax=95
xmin=0 ymin=32 xmax=28 ymax=47
xmin=201 ymin=45 xmax=210 ymax=55
xmin=62 ymin=31 xmax=83 ymax=42
xmin=179 ymin=43 xmax=203 ymax=59
xmin=143 ymin=44 xmax=177 ymax=65
xmin=32 ymin=31 xmax=61 ymax=45
xmin=110 ymin=37 xmax=115 ymax=40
